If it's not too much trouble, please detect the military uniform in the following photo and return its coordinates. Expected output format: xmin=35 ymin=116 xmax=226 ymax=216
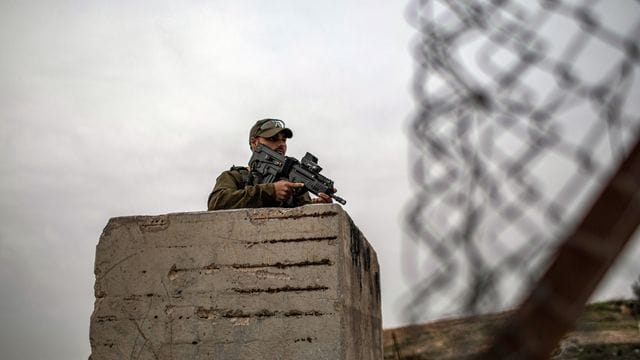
xmin=207 ymin=166 xmax=312 ymax=210
xmin=208 ymin=118 xmax=314 ymax=210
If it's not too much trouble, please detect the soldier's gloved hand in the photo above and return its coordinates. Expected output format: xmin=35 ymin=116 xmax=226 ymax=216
xmin=274 ymin=180 xmax=305 ymax=201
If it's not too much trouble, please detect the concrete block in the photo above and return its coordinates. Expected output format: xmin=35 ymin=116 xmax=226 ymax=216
xmin=89 ymin=204 xmax=382 ymax=359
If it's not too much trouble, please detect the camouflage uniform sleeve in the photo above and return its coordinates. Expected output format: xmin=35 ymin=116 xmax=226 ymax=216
xmin=292 ymin=190 xmax=312 ymax=207
xmin=207 ymin=170 xmax=278 ymax=210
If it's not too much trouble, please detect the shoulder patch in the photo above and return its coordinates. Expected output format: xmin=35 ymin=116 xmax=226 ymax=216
xmin=228 ymin=165 xmax=252 ymax=186
xmin=230 ymin=165 xmax=249 ymax=172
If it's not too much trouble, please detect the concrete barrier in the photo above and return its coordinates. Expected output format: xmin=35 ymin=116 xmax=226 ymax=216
xmin=90 ymin=204 xmax=382 ymax=359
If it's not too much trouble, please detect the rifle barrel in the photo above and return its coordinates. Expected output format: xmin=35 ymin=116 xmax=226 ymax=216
xmin=331 ymin=194 xmax=347 ymax=205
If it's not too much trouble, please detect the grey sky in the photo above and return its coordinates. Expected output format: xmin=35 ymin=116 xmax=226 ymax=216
xmin=1 ymin=2 xmax=414 ymax=359
xmin=1 ymin=1 xmax=638 ymax=359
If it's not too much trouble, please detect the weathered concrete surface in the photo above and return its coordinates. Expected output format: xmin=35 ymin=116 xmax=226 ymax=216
xmin=89 ymin=204 xmax=382 ymax=359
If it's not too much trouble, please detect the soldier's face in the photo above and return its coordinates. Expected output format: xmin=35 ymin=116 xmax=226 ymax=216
xmin=251 ymin=132 xmax=288 ymax=155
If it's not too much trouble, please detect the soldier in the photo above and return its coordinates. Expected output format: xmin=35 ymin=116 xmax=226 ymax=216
xmin=207 ymin=119 xmax=333 ymax=210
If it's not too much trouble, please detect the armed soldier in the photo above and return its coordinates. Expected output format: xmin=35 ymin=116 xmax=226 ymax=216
xmin=207 ymin=119 xmax=334 ymax=210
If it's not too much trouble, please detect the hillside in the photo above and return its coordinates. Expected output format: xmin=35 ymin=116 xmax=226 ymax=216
xmin=383 ymin=300 xmax=640 ymax=359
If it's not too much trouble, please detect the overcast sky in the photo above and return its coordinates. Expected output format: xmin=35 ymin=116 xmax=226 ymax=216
xmin=1 ymin=1 xmax=638 ymax=359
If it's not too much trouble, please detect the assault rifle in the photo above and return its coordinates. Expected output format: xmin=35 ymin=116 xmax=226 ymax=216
xmin=249 ymin=143 xmax=347 ymax=205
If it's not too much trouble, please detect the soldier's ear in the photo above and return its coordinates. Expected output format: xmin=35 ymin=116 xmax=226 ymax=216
xmin=250 ymin=136 xmax=259 ymax=151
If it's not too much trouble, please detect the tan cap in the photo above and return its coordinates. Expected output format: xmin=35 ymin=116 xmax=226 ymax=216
xmin=249 ymin=119 xmax=293 ymax=143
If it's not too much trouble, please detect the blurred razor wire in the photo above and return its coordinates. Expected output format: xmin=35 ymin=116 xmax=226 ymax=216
xmin=404 ymin=0 xmax=640 ymax=323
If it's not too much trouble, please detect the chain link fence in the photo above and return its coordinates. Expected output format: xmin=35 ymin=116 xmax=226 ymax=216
xmin=404 ymin=0 xmax=640 ymax=324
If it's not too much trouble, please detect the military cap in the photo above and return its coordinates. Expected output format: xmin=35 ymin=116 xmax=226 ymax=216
xmin=249 ymin=119 xmax=293 ymax=143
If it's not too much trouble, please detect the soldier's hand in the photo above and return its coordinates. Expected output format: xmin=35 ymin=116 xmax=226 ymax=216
xmin=273 ymin=180 xmax=305 ymax=201
xmin=312 ymin=189 xmax=336 ymax=204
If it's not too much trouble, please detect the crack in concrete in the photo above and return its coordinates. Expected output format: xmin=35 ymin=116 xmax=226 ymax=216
xmin=195 ymin=307 xmax=330 ymax=320
xmin=167 ymin=259 xmax=333 ymax=279
xmin=246 ymin=236 xmax=337 ymax=247
xmin=122 ymin=306 xmax=160 ymax=360
xmin=231 ymin=259 xmax=333 ymax=269
xmin=231 ymin=285 xmax=329 ymax=294
xmin=250 ymin=210 xmax=339 ymax=221
xmin=96 ymin=252 xmax=140 ymax=288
